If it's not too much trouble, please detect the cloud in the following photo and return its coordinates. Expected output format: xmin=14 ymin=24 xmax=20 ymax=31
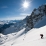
xmin=0 ymin=16 xmax=23 ymax=20
xmin=1 ymin=6 xmax=8 ymax=8
xmin=9 ymin=13 xmax=30 ymax=20
xmin=20 ymin=13 xmax=30 ymax=16
xmin=0 ymin=17 xmax=25 ymax=20
xmin=0 ymin=13 xmax=30 ymax=20
xmin=5 ymin=16 xmax=26 ymax=20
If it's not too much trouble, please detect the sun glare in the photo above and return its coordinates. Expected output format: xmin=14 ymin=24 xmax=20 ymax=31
xmin=22 ymin=0 xmax=29 ymax=9
xmin=23 ymin=1 xmax=29 ymax=8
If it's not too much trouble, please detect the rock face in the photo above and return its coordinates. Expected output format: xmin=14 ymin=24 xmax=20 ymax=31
xmin=26 ymin=4 xmax=46 ymax=29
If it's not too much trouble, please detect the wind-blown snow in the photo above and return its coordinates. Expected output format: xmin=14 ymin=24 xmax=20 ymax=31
xmin=0 ymin=25 xmax=46 ymax=46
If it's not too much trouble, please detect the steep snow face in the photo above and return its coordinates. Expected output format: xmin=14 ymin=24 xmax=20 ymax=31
xmin=0 ymin=26 xmax=46 ymax=46
xmin=34 ymin=16 xmax=46 ymax=28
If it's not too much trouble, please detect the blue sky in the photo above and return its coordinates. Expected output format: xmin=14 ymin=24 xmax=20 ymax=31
xmin=0 ymin=0 xmax=46 ymax=20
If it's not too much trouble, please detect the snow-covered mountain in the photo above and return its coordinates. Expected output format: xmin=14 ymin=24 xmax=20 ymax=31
xmin=0 ymin=4 xmax=46 ymax=46
xmin=2 ymin=4 xmax=46 ymax=34
xmin=26 ymin=4 xmax=46 ymax=28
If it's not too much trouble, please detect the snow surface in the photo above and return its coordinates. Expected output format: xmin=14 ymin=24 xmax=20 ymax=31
xmin=0 ymin=25 xmax=46 ymax=46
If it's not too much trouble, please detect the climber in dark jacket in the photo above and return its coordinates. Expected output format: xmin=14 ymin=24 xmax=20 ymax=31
xmin=40 ymin=34 xmax=43 ymax=39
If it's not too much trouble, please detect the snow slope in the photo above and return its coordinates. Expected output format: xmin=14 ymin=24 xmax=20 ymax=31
xmin=0 ymin=25 xmax=46 ymax=46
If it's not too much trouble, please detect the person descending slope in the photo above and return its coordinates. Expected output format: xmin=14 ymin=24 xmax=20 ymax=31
xmin=40 ymin=34 xmax=44 ymax=39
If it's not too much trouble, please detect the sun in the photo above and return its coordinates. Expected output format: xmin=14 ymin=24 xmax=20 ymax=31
xmin=22 ymin=0 xmax=29 ymax=9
